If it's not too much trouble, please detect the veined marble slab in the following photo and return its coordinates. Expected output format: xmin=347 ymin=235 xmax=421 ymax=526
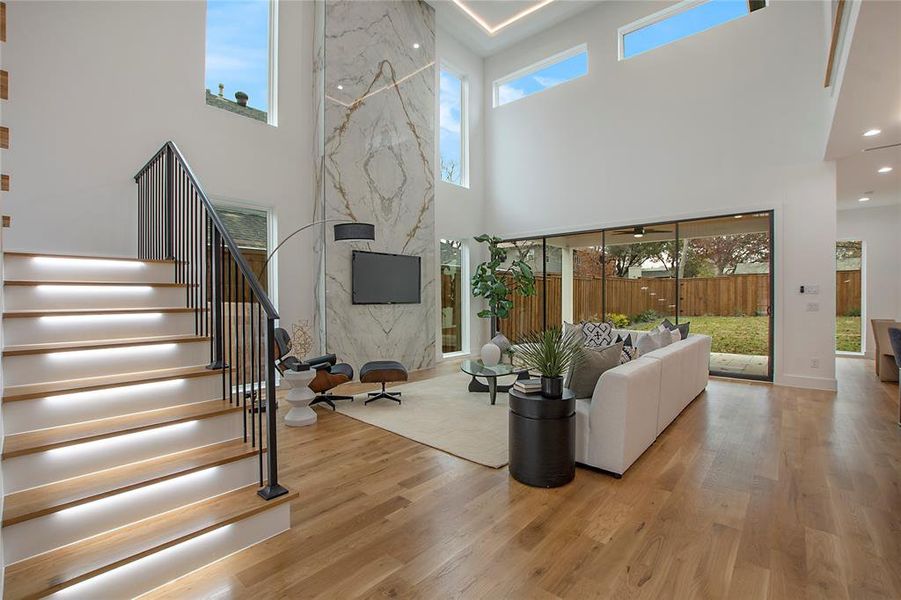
xmin=315 ymin=0 xmax=436 ymax=371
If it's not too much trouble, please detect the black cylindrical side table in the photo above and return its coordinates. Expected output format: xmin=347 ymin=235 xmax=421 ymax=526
xmin=508 ymin=388 xmax=575 ymax=488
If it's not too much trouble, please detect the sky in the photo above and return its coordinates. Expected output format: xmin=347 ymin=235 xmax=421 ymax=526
xmin=205 ymin=0 xmax=270 ymax=113
xmin=496 ymin=51 xmax=588 ymax=107
xmin=439 ymin=69 xmax=463 ymax=185
xmin=623 ymin=0 xmax=752 ymax=58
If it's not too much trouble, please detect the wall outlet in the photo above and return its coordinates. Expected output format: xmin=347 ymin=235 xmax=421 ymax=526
xmin=810 ymin=358 xmax=820 ymax=369
xmin=806 ymin=302 xmax=820 ymax=312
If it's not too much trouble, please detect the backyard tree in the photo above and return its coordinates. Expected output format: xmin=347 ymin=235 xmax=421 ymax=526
xmin=688 ymin=233 xmax=769 ymax=275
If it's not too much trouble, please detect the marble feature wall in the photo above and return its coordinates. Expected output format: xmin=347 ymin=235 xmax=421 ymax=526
xmin=314 ymin=0 xmax=436 ymax=370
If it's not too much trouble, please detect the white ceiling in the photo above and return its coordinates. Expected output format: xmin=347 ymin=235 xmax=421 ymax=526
xmin=827 ymin=0 xmax=901 ymax=211
xmin=427 ymin=0 xmax=600 ymax=57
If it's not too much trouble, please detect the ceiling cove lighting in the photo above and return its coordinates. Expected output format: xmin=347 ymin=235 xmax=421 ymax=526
xmin=33 ymin=257 xmax=144 ymax=269
xmin=877 ymin=166 xmax=893 ymax=174
xmin=863 ymin=129 xmax=881 ymax=137
xmin=451 ymin=0 xmax=556 ymax=35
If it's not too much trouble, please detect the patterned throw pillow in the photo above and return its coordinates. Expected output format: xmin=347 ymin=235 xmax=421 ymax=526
xmin=620 ymin=345 xmax=640 ymax=364
xmin=581 ymin=321 xmax=615 ymax=348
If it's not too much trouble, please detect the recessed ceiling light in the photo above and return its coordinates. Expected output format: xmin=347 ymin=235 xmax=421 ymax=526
xmin=413 ymin=43 xmax=420 ymax=49
xmin=336 ymin=84 xmax=343 ymax=90
xmin=878 ymin=166 xmax=893 ymax=173
xmin=858 ymin=196 xmax=870 ymax=202
xmin=863 ymin=129 xmax=882 ymax=137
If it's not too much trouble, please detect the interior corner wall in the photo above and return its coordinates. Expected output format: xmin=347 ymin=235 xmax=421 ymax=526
xmin=837 ymin=204 xmax=901 ymax=356
xmin=436 ymin=27 xmax=487 ymax=359
xmin=318 ymin=0 xmax=437 ymax=371
xmin=3 ymin=0 xmax=316 ymax=333
xmin=482 ymin=0 xmax=838 ymax=390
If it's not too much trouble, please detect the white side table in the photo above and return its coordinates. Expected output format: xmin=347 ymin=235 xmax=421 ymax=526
xmin=282 ymin=368 xmax=317 ymax=427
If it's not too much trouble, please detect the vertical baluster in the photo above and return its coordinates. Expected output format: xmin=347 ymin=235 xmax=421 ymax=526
xmin=259 ymin=317 xmax=286 ymax=500
xmin=249 ymin=291 xmax=256 ymax=449
xmin=228 ymin=254 xmax=234 ymax=404
xmin=241 ymin=270 xmax=247 ymax=442
xmin=256 ymin=301 xmax=264 ymax=486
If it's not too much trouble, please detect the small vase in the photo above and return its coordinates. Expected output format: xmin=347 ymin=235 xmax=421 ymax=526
xmin=540 ymin=375 xmax=563 ymax=399
xmin=480 ymin=342 xmax=501 ymax=366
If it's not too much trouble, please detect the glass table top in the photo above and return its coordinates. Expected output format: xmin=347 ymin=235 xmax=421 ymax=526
xmin=460 ymin=359 xmax=524 ymax=378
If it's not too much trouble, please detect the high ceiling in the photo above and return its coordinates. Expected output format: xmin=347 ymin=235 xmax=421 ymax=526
xmin=427 ymin=0 xmax=599 ymax=57
xmin=828 ymin=0 xmax=901 ymax=211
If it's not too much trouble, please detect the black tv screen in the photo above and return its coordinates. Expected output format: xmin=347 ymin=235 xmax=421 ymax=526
xmin=352 ymin=251 xmax=421 ymax=305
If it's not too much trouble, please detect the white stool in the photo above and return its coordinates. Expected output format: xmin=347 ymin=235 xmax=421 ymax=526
xmin=282 ymin=368 xmax=317 ymax=427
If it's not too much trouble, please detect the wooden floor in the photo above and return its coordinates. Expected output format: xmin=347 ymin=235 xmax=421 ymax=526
xmin=146 ymin=358 xmax=900 ymax=600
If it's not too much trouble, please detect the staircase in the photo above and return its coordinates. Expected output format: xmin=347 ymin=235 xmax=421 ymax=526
xmin=1 ymin=143 xmax=294 ymax=599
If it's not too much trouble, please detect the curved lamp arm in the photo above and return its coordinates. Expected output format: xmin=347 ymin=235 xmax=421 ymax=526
xmin=256 ymin=218 xmax=354 ymax=281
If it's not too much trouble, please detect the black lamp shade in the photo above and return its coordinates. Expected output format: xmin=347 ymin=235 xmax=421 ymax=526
xmin=334 ymin=222 xmax=375 ymax=242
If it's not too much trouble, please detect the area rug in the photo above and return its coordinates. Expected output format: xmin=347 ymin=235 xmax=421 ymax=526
xmin=334 ymin=371 xmax=516 ymax=468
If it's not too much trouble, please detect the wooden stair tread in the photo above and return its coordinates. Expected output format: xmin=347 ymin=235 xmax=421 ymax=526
xmin=3 ymin=334 xmax=210 ymax=356
xmin=4 ymin=306 xmax=201 ymax=318
xmin=3 ymin=485 xmax=297 ymax=599
xmin=3 ymin=365 xmax=223 ymax=402
xmin=3 ymin=399 xmax=240 ymax=459
xmin=2 ymin=440 xmax=261 ymax=526
xmin=3 ymin=251 xmax=175 ymax=264
xmin=4 ymin=279 xmax=191 ymax=287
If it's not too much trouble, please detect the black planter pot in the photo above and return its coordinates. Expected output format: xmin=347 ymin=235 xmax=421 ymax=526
xmin=541 ymin=375 xmax=564 ymax=399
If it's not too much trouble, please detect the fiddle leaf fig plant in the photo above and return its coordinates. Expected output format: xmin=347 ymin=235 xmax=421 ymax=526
xmin=471 ymin=234 xmax=537 ymax=320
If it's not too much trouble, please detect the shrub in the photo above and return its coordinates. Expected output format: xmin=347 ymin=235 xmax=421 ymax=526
xmin=606 ymin=312 xmax=630 ymax=328
xmin=631 ymin=309 xmax=661 ymax=323
xmin=845 ymin=307 xmax=861 ymax=317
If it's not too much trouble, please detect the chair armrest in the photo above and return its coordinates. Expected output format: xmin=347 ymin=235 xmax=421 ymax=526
xmin=305 ymin=353 xmax=337 ymax=368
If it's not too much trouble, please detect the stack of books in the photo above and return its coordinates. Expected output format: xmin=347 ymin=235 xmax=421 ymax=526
xmin=512 ymin=378 xmax=542 ymax=394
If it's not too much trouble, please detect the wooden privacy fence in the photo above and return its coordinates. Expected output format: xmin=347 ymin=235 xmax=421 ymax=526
xmin=494 ymin=270 xmax=860 ymax=341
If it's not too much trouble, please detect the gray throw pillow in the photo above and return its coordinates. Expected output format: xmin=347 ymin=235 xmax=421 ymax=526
xmin=636 ymin=332 xmax=659 ymax=355
xmin=661 ymin=318 xmax=690 ymax=340
xmin=566 ymin=342 xmax=623 ymax=399
xmin=563 ymin=321 xmax=585 ymax=346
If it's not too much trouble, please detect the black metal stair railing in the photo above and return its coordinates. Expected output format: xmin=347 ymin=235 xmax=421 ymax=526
xmin=134 ymin=141 xmax=287 ymax=501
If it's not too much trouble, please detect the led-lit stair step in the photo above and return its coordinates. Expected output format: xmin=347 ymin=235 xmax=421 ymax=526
xmin=2 ymin=399 xmax=241 ymax=459
xmin=3 ymin=280 xmax=195 ymax=311
xmin=2 ymin=364 xmax=224 ymax=402
xmin=2 ymin=334 xmax=210 ymax=356
xmin=4 ymin=252 xmax=178 ymax=283
xmin=3 ymin=485 xmax=297 ymax=600
xmin=2 ymin=439 xmax=262 ymax=526
xmin=3 ymin=306 xmax=199 ymax=318
xmin=3 ymin=279 xmax=189 ymax=287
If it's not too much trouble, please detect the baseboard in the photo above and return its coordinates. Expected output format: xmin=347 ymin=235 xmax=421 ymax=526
xmin=775 ymin=374 xmax=838 ymax=391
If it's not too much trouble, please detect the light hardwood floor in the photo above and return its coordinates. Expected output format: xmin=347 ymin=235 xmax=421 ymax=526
xmin=146 ymin=358 xmax=900 ymax=600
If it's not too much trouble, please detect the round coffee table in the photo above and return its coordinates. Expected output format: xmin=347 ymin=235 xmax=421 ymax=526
xmin=460 ymin=359 xmax=528 ymax=405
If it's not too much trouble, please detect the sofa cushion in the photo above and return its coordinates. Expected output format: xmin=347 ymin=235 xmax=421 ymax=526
xmin=566 ymin=342 xmax=623 ymax=398
xmin=581 ymin=321 xmax=615 ymax=348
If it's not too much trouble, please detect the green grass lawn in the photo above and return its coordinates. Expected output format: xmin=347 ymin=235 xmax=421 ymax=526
xmin=629 ymin=315 xmax=862 ymax=355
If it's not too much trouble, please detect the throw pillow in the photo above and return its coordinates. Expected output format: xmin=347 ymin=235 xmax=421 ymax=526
xmin=616 ymin=333 xmax=633 ymax=347
xmin=620 ymin=345 xmax=640 ymax=364
xmin=636 ymin=332 xmax=659 ymax=355
xmin=567 ymin=342 xmax=623 ymax=399
xmin=581 ymin=321 xmax=615 ymax=348
xmin=563 ymin=321 xmax=586 ymax=346
xmin=670 ymin=328 xmax=682 ymax=343
xmin=661 ymin=318 xmax=690 ymax=340
xmin=652 ymin=327 xmax=672 ymax=348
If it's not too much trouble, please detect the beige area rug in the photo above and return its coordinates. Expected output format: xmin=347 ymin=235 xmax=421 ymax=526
xmin=334 ymin=371 xmax=518 ymax=468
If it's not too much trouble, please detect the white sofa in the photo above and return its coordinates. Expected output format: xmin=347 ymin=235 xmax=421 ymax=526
xmin=574 ymin=332 xmax=712 ymax=477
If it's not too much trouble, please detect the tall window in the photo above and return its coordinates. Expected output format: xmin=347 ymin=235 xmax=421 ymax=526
xmin=441 ymin=239 xmax=468 ymax=354
xmin=493 ymin=44 xmax=588 ymax=107
xmin=620 ymin=0 xmax=766 ymax=60
xmin=439 ymin=67 xmax=466 ymax=187
xmin=205 ymin=0 xmax=275 ymax=124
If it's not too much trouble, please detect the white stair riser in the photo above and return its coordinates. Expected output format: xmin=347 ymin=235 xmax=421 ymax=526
xmin=3 ymin=312 xmax=198 ymax=344
xmin=2 ymin=457 xmax=260 ymax=565
xmin=4 ymin=342 xmax=211 ymax=385
xmin=3 ymin=255 xmax=177 ymax=283
xmin=2 ymin=376 xmax=223 ymax=434
xmin=3 ymin=285 xmax=189 ymax=310
xmin=3 ymin=413 xmax=244 ymax=493
xmin=46 ymin=503 xmax=290 ymax=600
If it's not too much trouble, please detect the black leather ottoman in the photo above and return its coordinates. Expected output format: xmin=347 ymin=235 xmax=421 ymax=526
xmin=360 ymin=361 xmax=408 ymax=405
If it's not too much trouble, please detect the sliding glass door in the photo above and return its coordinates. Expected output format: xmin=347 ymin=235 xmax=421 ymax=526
xmin=499 ymin=210 xmax=775 ymax=381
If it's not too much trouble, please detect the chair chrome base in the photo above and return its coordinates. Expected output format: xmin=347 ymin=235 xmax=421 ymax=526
xmin=365 ymin=383 xmax=401 ymax=405
xmin=311 ymin=394 xmax=354 ymax=410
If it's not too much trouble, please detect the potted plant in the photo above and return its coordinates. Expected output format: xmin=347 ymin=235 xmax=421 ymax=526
xmin=515 ymin=328 xmax=584 ymax=398
xmin=471 ymin=235 xmax=536 ymax=363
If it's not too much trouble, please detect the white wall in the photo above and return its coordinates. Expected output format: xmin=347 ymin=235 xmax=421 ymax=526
xmin=837 ymin=204 xmax=901 ymax=356
xmin=435 ymin=27 xmax=488 ymax=359
xmin=483 ymin=0 xmax=839 ymax=389
xmin=3 ymin=0 xmax=316 ymax=329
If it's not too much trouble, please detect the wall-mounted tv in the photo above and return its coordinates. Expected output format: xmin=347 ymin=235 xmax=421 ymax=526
xmin=352 ymin=250 xmax=421 ymax=305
